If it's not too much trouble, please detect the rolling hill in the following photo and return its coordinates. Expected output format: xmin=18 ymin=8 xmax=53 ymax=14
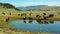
xmin=17 ymin=5 xmax=60 ymax=11
xmin=0 ymin=3 xmax=22 ymax=11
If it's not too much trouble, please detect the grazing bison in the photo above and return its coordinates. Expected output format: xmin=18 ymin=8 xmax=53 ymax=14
xmin=23 ymin=17 xmax=26 ymax=20
xmin=43 ymin=13 xmax=46 ymax=15
xmin=36 ymin=15 xmax=41 ymax=19
xmin=49 ymin=14 xmax=54 ymax=18
xmin=43 ymin=13 xmax=48 ymax=20
xmin=21 ymin=13 xmax=27 ymax=16
xmin=9 ymin=13 xmax=11 ymax=15
xmin=2 ymin=12 xmax=5 ymax=15
xmin=18 ymin=14 xmax=20 ymax=16
xmin=36 ymin=15 xmax=40 ymax=17
xmin=6 ymin=17 xmax=9 ymax=22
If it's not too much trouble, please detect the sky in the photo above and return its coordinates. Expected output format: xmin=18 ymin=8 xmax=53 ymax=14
xmin=0 ymin=0 xmax=60 ymax=7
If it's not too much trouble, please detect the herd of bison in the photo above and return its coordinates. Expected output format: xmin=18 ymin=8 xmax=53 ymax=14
xmin=2 ymin=12 xmax=54 ymax=24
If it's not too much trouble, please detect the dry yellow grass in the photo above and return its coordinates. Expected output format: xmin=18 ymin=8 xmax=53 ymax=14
xmin=0 ymin=27 xmax=59 ymax=34
xmin=0 ymin=10 xmax=60 ymax=21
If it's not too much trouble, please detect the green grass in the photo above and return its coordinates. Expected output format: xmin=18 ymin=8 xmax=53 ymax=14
xmin=0 ymin=21 xmax=11 ymax=28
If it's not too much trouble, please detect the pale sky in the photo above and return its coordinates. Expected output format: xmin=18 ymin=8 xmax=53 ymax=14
xmin=0 ymin=0 xmax=60 ymax=7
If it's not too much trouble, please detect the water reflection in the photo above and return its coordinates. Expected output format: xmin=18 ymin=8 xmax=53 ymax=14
xmin=23 ymin=19 xmax=54 ymax=24
xmin=29 ymin=20 xmax=33 ymax=23
xmin=23 ymin=16 xmax=27 ymax=23
xmin=36 ymin=20 xmax=43 ymax=24
xmin=10 ymin=20 xmax=60 ymax=32
xmin=23 ymin=20 xmax=33 ymax=23
xmin=28 ymin=17 xmax=33 ymax=23
xmin=49 ymin=21 xmax=54 ymax=24
xmin=44 ymin=21 xmax=48 ymax=24
xmin=24 ymin=20 xmax=26 ymax=23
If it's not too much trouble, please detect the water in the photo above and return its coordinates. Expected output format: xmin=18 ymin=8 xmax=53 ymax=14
xmin=9 ymin=20 xmax=60 ymax=32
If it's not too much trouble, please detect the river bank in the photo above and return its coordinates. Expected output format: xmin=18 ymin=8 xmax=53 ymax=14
xmin=0 ymin=27 xmax=58 ymax=34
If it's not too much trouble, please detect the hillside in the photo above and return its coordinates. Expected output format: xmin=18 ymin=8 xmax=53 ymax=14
xmin=0 ymin=3 xmax=22 ymax=11
xmin=17 ymin=5 xmax=48 ymax=10
xmin=17 ymin=5 xmax=60 ymax=11
xmin=0 ymin=3 xmax=60 ymax=11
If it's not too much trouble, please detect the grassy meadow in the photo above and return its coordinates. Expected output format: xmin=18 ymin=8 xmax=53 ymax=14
xmin=0 ymin=7 xmax=60 ymax=34
xmin=0 ymin=8 xmax=60 ymax=21
xmin=0 ymin=8 xmax=60 ymax=27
